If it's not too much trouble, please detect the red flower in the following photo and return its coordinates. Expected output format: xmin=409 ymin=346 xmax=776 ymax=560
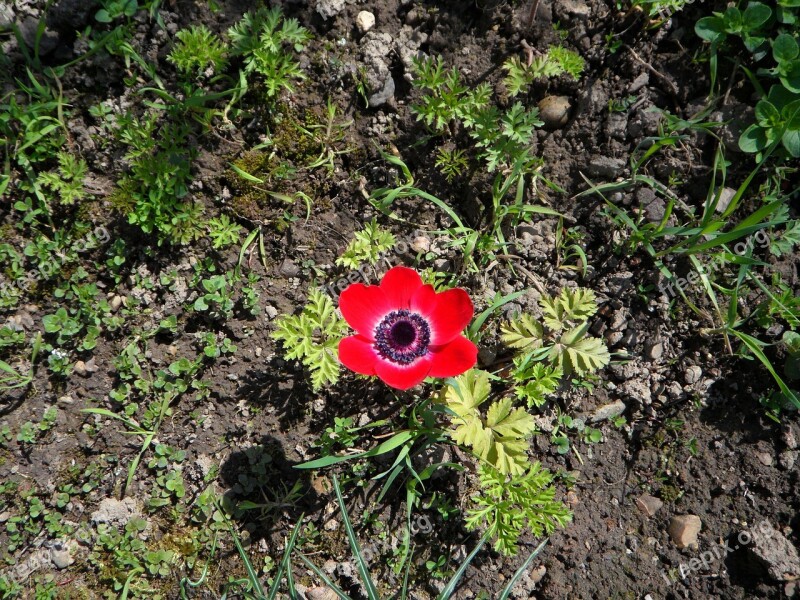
xmin=338 ymin=266 xmax=478 ymax=390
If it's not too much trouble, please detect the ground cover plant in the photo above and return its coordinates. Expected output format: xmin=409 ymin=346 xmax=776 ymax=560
xmin=0 ymin=0 xmax=799 ymax=598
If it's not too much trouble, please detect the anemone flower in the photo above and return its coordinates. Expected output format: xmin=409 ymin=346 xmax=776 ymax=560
xmin=338 ymin=266 xmax=478 ymax=390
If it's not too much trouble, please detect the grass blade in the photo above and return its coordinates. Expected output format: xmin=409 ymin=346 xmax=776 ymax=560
xmin=333 ymin=475 xmax=380 ymax=600
xmin=498 ymin=538 xmax=549 ymax=600
xmin=435 ymin=532 xmax=489 ymax=600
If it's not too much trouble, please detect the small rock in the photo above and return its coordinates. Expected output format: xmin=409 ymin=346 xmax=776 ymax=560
xmin=324 ymin=518 xmax=339 ymax=532
xmin=307 ymin=588 xmax=338 ymax=600
xmin=411 ymin=236 xmax=431 ymax=253
xmin=636 ymin=494 xmax=664 ymax=517
xmin=316 ymin=0 xmax=345 ymax=19
xmin=538 ymin=96 xmax=571 ymax=129
xmin=589 ymin=400 xmax=626 ymax=423
xmin=783 ymin=425 xmax=798 ymax=450
xmin=714 ymin=187 xmax=737 ymax=214
xmin=356 ymin=11 xmax=375 ymax=33
xmin=684 ymin=365 xmax=702 ymax=385
xmin=279 ymin=259 xmax=300 ymax=278
xmin=628 ymin=72 xmax=649 ymax=93
xmin=756 ymin=452 xmax=774 ymax=467
xmin=749 ymin=521 xmax=800 ymax=581
xmin=255 ymin=347 xmax=263 ymax=358
xmin=780 ymin=450 xmax=798 ymax=470
xmin=91 ymin=497 xmax=141 ymax=527
xmin=57 ymin=395 xmax=74 ymax=405
xmin=586 ymin=156 xmax=626 ymax=179
xmin=668 ymin=514 xmax=702 ymax=549
xmin=0 ymin=511 xmax=10 ymax=522
xmin=264 ymin=305 xmax=278 ymax=320
xmin=556 ymin=0 xmax=590 ymax=18
xmin=110 ymin=295 xmax=123 ymax=311
xmin=645 ymin=341 xmax=664 ymax=361
xmin=73 ymin=361 xmax=88 ymax=377
xmin=50 ymin=544 xmax=74 ymax=569
xmin=786 ymin=581 xmax=798 ymax=598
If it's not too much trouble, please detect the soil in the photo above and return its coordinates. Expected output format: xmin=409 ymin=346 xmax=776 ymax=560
xmin=1 ymin=0 xmax=799 ymax=599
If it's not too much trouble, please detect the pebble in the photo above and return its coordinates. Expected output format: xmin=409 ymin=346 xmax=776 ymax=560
xmin=645 ymin=341 xmax=663 ymax=361
xmin=780 ymin=450 xmax=798 ymax=470
xmin=668 ymin=514 xmax=701 ymax=549
xmin=110 ymin=295 xmax=124 ymax=311
xmin=50 ymin=545 xmax=74 ymax=569
xmin=411 ymin=236 xmax=431 ymax=253
xmin=356 ymin=11 xmax=375 ymax=33
xmin=756 ymin=452 xmax=774 ymax=467
xmin=750 ymin=521 xmax=800 ymax=581
xmin=538 ymin=95 xmax=571 ymax=129
xmin=684 ymin=365 xmax=702 ymax=385
xmin=589 ymin=400 xmax=626 ymax=423
xmin=636 ymin=494 xmax=663 ymax=517
xmin=58 ymin=395 xmax=74 ymax=405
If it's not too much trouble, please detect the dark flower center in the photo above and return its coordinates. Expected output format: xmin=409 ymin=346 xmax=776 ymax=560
xmin=374 ymin=310 xmax=431 ymax=364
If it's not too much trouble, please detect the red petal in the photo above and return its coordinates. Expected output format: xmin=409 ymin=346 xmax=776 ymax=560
xmin=413 ymin=287 xmax=474 ymax=345
xmin=339 ymin=336 xmax=379 ymax=375
xmin=428 ymin=336 xmax=478 ymax=378
xmin=374 ymin=356 xmax=432 ymax=390
xmin=379 ymin=266 xmax=423 ymax=309
xmin=339 ymin=283 xmax=390 ymax=340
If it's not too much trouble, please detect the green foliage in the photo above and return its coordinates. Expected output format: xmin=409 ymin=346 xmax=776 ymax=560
xmin=435 ymin=147 xmax=469 ymax=182
xmin=207 ymin=214 xmax=244 ymax=249
xmin=512 ymin=361 xmax=563 ymax=408
xmin=193 ymin=274 xmax=236 ymax=320
xmin=695 ymin=1 xmax=800 ymax=157
xmin=227 ymin=7 xmax=311 ymax=97
xmin=271 ymin=289 xmax=348 ymax=390
xmin=465 ymin=462 xmax=572 ymax=556
xmin=335 ymin=218 xmax=396 ymax=270
xmin=501 ymin=288 xmax=610 ymax=377
xmin=503 ymin=46 xmax=585 ymax=97
xmin=113 ymin=114 xmax=203 ymax=244
xmin=36 ymin=151 xmax=87 ymax=205
xmin=410 ymin=55 xmax=492 ymax=132
xmin=441 ymin=370 xmax=537 ymax=476
xmin=95 ymin=0 xmax=138 ymax=22
xmin=167 ymin=25 xmax=228 ymax=78
xmin=469 ymin=102 xmax=544 ymax=173
xmin=738 ymin=84 xmax=800 ymax=158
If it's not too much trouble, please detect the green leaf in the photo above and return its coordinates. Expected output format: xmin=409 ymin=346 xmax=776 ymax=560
xmin=485 ymin=398 xmax=537 ymax=438
xmin=739 ymin=124 xmax=769 ymax=153
xmin=442 ymin=369 xmax=492 ymax=417
xmin=742 ymin=3 xmax=772 ymax=30
xmin=695 ymin=16 xmax=726 ymax=42
xmin=783 ymin=129 xmax=800 ymax=157
xmin=755 ymin=99 xmax=781 ymax=126
xmin=774 ymin=33 xmax=800 ymax=63
xmin=554 ymin=324 xmax=611 ymax=376
xmin=500 ymin=314 xmax=544 ymax=350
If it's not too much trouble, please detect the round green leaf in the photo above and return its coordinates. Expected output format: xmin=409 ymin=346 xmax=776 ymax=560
xmin=773 ymin=33 xmax=800 ymax=63
xmin=755 ymin=99 xmax=781 ymax=126
xmin=782 ymin=128 xmax=800 ymax=157
xmin=742 ymin=3 xmax=772 ymax=29
xmin=695 ymin=16 xmax=726 ymax=42
xmin=739 ymin=124 xmax=768 ymax=153
xmin=781 ymin=63 xmax=800 ymax=93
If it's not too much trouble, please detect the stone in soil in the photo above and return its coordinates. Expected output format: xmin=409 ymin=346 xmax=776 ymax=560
xmin=636 ymin=494 xmax=664 ymax=517
xmin=668 ymin=514 xmax=701 ymax=549
xmin=749 ymin=521 xmax=800 ymax=581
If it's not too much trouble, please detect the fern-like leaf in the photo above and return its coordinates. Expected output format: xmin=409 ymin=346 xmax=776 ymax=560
xmin=500 ymin=314 xmax=544 ymax=351
xmin=270 ymin=289 xmax=346 ymax=390
xmin=552 ymin=324 xmax=610 ymax=376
